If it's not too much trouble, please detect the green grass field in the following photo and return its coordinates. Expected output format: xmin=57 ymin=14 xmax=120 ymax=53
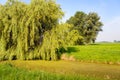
xmin=67 ymin=43 xmax=120 ymax=64
xmin=0 ymin=43 xmax=120 ymax=80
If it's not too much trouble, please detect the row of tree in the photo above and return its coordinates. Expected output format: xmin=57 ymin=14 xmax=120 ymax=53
xmin=0 ymin=0 xmax=103 ymax=61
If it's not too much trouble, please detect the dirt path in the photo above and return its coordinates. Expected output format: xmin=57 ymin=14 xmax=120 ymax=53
xmin=2 ymin=60 xmax=120 ymax=80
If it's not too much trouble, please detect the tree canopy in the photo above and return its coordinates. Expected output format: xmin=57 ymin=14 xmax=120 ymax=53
xmin=0 ymin=0 xmax=78 ymax=60
xmin=0 ymin=0 xmax=103 ymax=61
xmin=67 ymin=11 xmax=103 ymax=44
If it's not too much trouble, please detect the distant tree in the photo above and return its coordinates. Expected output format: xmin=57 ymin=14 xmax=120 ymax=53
xmin=114 ymin=40 xmax=120 ymax=43
xmin=67 ymin=12 xmax=86 ymax=36
xmin=67 ymin=11 xmax=86 ymax=44
xmin=67 ymin=11 xmax=103 ymax=44
xmin=84 ymin=12 xmax=103 ymax=43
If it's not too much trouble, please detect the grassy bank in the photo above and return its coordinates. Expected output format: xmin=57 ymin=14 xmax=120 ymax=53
xmin=1 ymin=60 xmax=120 ymax=80
xmin=66 ymin=43 xmax=120 ymax=64
xmin=0 ymin=63 xmax=101 ymax=80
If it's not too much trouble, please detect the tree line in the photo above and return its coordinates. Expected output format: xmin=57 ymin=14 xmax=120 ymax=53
xmin=0 ymin=0 xmax=103 ymax=61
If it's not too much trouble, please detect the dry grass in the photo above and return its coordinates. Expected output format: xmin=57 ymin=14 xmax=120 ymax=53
xmin=1 ymin=60 xmax=120 ymax=80
xmin=61 ymin=54 xmax=75 ymax=61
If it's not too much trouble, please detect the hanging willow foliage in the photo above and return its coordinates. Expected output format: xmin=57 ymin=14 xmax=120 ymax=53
xmin=36 ymin=24 xmax=80 ymax=60
xmin=0 ymin=0 xmax=79 ymax=61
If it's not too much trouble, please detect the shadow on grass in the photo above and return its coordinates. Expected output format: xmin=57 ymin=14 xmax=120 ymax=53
xmin=67 ymin=47 xmax=79 ymax=54
xmin=89 ymin=43 xmax=100 ymax=45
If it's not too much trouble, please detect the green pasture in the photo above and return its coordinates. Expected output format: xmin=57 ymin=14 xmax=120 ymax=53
xmin=67 ymin=43 xmax=120 ymax=64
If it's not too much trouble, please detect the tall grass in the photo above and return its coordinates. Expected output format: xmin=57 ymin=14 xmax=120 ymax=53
xmin=67 ymin=43 xmax=120 ymax=64
xmin=0 ymin=63 xmax=101 ymax=80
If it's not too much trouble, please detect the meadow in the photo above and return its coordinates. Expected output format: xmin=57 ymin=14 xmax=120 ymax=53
xmin=0 ymin=43 xmax=120 ymax=80
xmin=67 ymin=43 xmax=120 ymax=64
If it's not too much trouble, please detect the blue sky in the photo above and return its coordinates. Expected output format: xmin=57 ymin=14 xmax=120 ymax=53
xmin=0 ymin=0 xmax=120 ymax=42
xmin=56 ymin=0 xmax=120 ymax=42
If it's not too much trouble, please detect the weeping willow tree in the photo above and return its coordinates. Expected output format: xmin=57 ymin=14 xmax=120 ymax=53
xmin=33 ymin=24 xmax=79 ymax=60
xmin=0 ymin=0 xmax=79 ymax=60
